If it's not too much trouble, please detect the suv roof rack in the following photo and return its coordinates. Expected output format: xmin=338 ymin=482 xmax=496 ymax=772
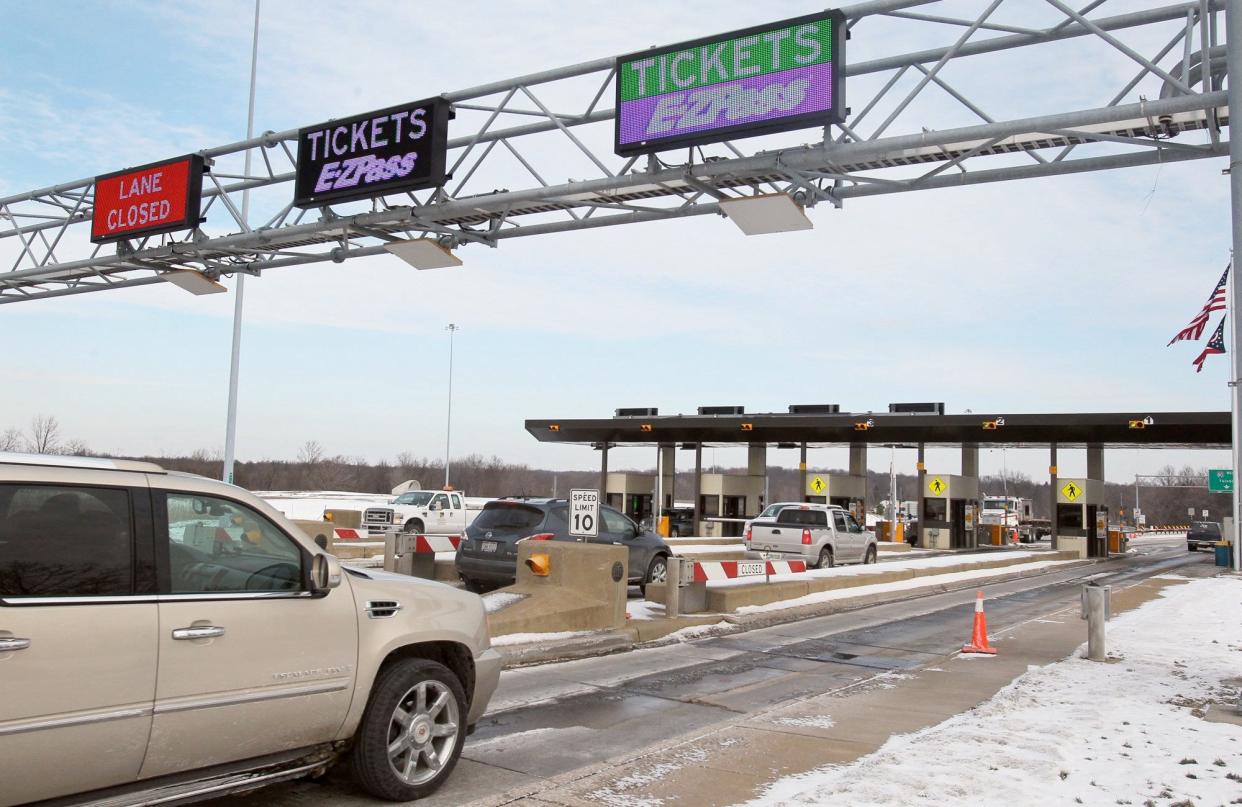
xmin=0 ymin=452 xmax=167 ymax=474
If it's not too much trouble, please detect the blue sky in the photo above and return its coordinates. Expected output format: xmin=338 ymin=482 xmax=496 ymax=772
xmin=0 ymin=0 xmax=1233 ymax=484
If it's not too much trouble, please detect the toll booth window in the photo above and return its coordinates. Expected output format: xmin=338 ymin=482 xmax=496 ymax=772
xmin=923 ymin=498 xmax=947 ymax=521
xmin=0 ymin=484 xmax=134 ymax=597
xmin=700 ymin=496 xmax=720 ymax=517
xmin=1057 ymin=505 xmax=1083 ymax=530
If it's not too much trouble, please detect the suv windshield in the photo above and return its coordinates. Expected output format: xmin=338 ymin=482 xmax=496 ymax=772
xmin=474 ymin=503 xmax=545 ymax=531
xmin=393 ymin=492 xmax=434 ymax=506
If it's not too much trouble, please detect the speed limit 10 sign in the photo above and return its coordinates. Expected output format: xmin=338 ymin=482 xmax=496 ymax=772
xmin=570 ymin=489 xmax=600 ymax=538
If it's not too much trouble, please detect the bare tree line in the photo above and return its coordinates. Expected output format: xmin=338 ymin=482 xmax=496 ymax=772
xmin=0 ymin=416 xmax=89 ymax=456
xmin=4 ymin=417 xmax=1228 ymax=525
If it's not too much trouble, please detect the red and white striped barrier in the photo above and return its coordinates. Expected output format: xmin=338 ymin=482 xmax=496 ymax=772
xmin=333 ymin=528 xmax=367 ymax=541
xmin=688 ymin=559 xmax=807 ymax=583
xmin=413 ymin=534 xmax=462 ymax=553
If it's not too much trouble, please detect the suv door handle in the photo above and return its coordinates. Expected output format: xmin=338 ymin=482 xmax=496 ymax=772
xmin=172 ymin=626 xmax=225 ymax=641
xmin=771 ymin=529 xmax=781 ymax=534
xmin=0 ymin=637 xmax=31 ymax=651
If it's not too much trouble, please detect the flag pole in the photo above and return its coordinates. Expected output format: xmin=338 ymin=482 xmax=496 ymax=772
xmin=1228 ymin=0 xmax=1242 ymax=573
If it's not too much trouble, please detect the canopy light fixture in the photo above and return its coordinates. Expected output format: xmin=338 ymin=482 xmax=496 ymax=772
xmin=384 ymin=238 xmax=463 ymax=270
xmin=163 ymin=269 xmax=226 ymax=295
xmin=719 ymin=193 xmax=813 ymax=236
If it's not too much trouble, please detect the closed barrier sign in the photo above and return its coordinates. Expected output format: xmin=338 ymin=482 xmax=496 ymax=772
xmin=91 ymin=155 xmax=204 ymax=243
xmin=294 ymin=97 xmax=451 ymax=208
xmin=615 ymin=11 xmax=845 ymax=155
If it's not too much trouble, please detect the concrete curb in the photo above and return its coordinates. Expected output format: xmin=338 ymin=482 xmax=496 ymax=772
xmin=491 ymin=557 xmax=1100 ymax=668
xmin=723 ymin=558 xmax=1098 ymax=630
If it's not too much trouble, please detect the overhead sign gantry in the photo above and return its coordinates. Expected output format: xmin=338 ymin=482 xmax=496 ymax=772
xmin=0 ymin=0 xmax=1229 ymax=303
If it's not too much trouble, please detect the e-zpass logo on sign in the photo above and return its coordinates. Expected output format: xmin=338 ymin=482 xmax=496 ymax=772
xmin=294 ymin=97 xmax=450 ymax=208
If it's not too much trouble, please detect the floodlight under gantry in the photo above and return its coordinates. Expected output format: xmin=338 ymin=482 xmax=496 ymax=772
xmin=383 ymin=238 xmax=464 ymax=270
xmin=719 ymin=193 xmax=814 ymax=236
xmin=163 ymin=270 xmax=227 ymax=295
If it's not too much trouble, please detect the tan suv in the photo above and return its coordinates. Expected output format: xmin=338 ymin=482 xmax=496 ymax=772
xmin=0 ymin=453 xmax=502 ymax=805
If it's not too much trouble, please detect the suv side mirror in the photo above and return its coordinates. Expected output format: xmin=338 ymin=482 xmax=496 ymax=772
xmin=310 ymin=553 xmax=342 ymax=593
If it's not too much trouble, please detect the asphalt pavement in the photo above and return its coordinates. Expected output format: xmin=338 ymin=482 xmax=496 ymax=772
xmin=206 ymin=536 xmax=1204 ymax=806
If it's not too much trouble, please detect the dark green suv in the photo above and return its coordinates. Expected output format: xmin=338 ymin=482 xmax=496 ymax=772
xmin=1187 ymin=521 xmax=1222 ymax=551
xmin=455 ymin=498 xmax=672 ymax=593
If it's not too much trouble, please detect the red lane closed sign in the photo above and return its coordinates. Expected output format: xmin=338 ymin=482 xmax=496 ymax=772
xmin=91 ymin=154 xmax=204 ymax=243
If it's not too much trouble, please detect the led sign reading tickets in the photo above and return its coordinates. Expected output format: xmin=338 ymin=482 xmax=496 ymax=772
xmin=90 ymin=155 xmax=204 ymax=243
xmin=615 ymin=11 xmax=844 ymax=156
xmin=294 ymin=97 xmax=451 ymax=208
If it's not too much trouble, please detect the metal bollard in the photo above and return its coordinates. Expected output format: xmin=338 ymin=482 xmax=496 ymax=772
xmin=1080 ymin=582 xmax=1111 ymax=661
xmin=383 ymin=529 xmax=398 ymax=573
xmin=664 ymin=557 xmax=681 ymax=619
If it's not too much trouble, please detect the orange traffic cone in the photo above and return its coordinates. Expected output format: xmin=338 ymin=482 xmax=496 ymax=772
xmin=962 ymin=590 xmax=997 ymax=654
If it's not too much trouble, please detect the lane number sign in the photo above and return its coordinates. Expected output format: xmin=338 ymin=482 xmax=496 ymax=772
xmin=570 ymin=489 xmax=600 ymax=538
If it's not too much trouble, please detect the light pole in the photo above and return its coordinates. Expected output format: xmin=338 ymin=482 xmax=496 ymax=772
xmin=444 ymin=324 xmax=459 ymax=489
xmin=222 ymin=0 xmax=261 ymax=485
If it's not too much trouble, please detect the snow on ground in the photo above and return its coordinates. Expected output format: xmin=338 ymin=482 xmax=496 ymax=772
xmin=490 ymin=630 xmax=593 ymax=647
xmin=482 ymin=591 xmax=527 ymax=614
xmin=709 ymin=549 xmax=1054 ymax=589
xmin=742 ymin=576 xmax=1242 ymax=807
xmin=734 ymin=560 xmax=1074 ymax=614
xmin=659 ymin=621 xmax=735 ymax=642
xmin=626 ymin=600 xmax=666 ymax=621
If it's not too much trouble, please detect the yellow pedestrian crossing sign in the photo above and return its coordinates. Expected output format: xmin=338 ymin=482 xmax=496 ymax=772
xmin=810 ymin=476 xmax=826 ymax=495
xmin=1061 ymin=480 xmax=1083 ymax=502
xmin=928 ymin=476 xmax=947 ymax=496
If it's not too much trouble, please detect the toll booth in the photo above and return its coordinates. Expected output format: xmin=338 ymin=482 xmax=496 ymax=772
xmin=804 ymin=470 xmax=867 ymax=527
xmin=604 ymin=472 xmax=654 ymax=523
xmin=920 ymin=474 xmax=980 ymax=550
xmin=698 ymin=473 xmax=764 ymax=537
xmin=1055 ymin=478 xmax=1108 ymax=559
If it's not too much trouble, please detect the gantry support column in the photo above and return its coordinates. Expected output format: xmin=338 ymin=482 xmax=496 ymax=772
xmin=598 ymin=442 xmax=609 ymax=499
xmin=659 ymin=444 xmax=675 ymax=512
xmin=1050 ymin=442 xmax=1059 ymax=552
xmin=916 ymin=442 xmax=926 ymax=546
xmin=800 ymin=442 xmax=808 ymax=504
xmin=693 ymin=443 xmax=703 ymax=536
xmin=748 ymin=443 xmax=768 ymax=514
xmin=849 ymin=443 xmax=868 ymax=516
xmin=1087 ymin=443 xmax=1104 ymax=482
xmin=961 ymin=444 xmax=979 ymax=478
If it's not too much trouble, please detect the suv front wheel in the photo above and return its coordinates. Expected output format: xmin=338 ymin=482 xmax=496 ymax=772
xmin=350 ymin=658 xmax=466 ymax=801
xmin=639 ymin=555 xmax=669 ymax=596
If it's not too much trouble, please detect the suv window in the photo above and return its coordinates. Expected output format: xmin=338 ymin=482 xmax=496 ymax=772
xmin=776 ymin=509 xmax=828 ymax=527
xmin=1191 ymin=522 xmax=1221 ymax=534
xmin=164 ymin=493 xmax=303 ymax=594
xmin=602 ymin=508 xmax=634 ymax=536
xmin=474 ymin=503 xmax=544 ymax=531
xmin=845 ymin=514 xmax=864 ymax=534
xmin=0 ymin=484 xmax=133 ymax=597
xmin=832 ymin=511 xmax=849 ymax=532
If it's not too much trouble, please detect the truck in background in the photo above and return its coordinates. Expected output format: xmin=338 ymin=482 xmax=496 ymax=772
xmin=363 ymin=488 xmax=484 ymax=536
xmin=979 ymin=495 xmax=1051 ymax=543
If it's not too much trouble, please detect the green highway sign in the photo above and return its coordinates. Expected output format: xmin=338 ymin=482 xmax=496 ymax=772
xmin=1209 ymin=468 xmax=1234 ymax=493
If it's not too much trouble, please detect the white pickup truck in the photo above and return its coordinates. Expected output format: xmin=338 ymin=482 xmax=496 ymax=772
xmin=744 ymin=503 xmax=877 ymax=568
xmin=363 ymin=489 xmax=480 ymax=536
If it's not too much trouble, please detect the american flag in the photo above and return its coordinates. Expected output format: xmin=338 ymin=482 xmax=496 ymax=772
xmin=1168 ymin=263 xmax=1230 ymax=345
xmin=1192 ymin=316 xmax=1227 ymax=373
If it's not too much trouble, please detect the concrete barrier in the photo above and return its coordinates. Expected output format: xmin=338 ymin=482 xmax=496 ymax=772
xmin=323 ymin=509 xmax=363 ymax=528
xmin=487 ymin=542 xmax=628 ymax=637
xmin=656 ymin=550 xmax=1082 ymax=615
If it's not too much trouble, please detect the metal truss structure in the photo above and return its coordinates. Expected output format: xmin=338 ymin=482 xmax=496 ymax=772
xmin=0 ymin=0 xmax=1231 ymax=304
